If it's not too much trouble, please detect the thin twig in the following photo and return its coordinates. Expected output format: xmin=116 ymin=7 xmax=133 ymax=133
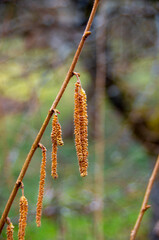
xmin=0 ymin=0 xmax=100 ymax=234
xmin=130 ymin=155 xmax=159 ymax=240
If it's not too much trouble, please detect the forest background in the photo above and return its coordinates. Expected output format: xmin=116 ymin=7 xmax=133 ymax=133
xmin=1 ymin=0 xmax=159 ymax=239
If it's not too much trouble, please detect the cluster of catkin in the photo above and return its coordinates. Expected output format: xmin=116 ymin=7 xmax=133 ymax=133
xmin=74 ymin=79 xmax=88 ymax=177
xmin=5 ymin=74 xmax=88 ymax=236
xmin=34 ymin=113 xmax=64 ymax=230
xmin=51 ymin=112 xmax=64 ymax=179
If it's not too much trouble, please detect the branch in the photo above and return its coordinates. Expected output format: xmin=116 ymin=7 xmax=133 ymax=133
xmin=130 ymin=155 xmax=159 ymax=240
xmin=0 ymin=0 xmax=100 ymax=234
xmin=93 ymin=2 xmax=106 ymax=239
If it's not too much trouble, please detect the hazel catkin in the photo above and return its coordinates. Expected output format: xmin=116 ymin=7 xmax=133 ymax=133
xmin=51 ymin=114 xmax=58 ymax=142
xmin=51 ymin=141 xmax=58 ymax=179
xmin=51 ymin=112 xmax=64 ymax=179
xmin=36 ymin=144 xmax=47 ymax=227
xmin=79 ymin=88 xmax=88 ymax=177
xmin=7 ymin=222 xmax=14 ymax=240
xmin=74 ymin=81 xmax=83 ymax=164
xmin=18 ymin=195 xmax=28 ymax=240
xmin=74 ymin=80 xmax=88 ymax=177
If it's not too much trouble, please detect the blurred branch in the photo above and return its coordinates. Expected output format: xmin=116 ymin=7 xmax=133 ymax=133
xmin=130 ymin=155 xmax=159 ymax=240
xmin=0 ymin=0 xmax=100 ymax=234
xmin=106 ymin=72 xmax=159 ymax=154
xmin=93 ymin=2 xmax=106 ymax=240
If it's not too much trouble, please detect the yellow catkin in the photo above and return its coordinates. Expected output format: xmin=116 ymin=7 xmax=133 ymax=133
xmin=51 ymin=112 xmax=64 ymax=179
xmin=51 ymin=141 xmax=58 ymax=179
xmin=74 ymin=81 xmax=88 ymax=177
xmin=74 ymin=82 xmax=83 ymax=163
xmin=51 ymin=114 xmax=58 ymax=142
xmin=7 ymin=222 xmax=14 ymax=240
xmin=79 ymin=88 xmax=88 ymax=177
xmin=18 ymin=196 xmax=28 ymax=240
xmin=51 ymin=113 xmax=64 ymax=146
xmin=36 ymin=145 xmax=47 ymax=227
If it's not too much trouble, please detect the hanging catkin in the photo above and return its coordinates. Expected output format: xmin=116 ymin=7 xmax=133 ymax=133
xmin=51 ymin=141 xmax=58 ymax=179
xmin=6 ymin=221 xmax=14 ymax=240
xmin=74 ymin=81 xmax=83 ymax=166
xmin=51 ymin=114 xmax=58 ymax=142
xmin=79 ymin=88 xmax=88 ymax=176
xmin=36 ymin=144 xmax=47 ymax=227
xmin=18 ymin=195 xmax=28 ymax=240
xmin=51 ymin=114 xmax=58 ymax=179
xmin=74 ymin=80 xmax=88 ymax=177
xmin=51 ymin=112 xmax=64 ymax=179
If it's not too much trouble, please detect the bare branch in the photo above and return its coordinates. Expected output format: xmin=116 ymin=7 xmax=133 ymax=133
xmin=130 ymin=155 xmax=159 ymax=240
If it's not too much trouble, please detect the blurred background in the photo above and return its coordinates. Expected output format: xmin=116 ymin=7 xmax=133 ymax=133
xmin=1 ymin=0 xmax=159 ymax=239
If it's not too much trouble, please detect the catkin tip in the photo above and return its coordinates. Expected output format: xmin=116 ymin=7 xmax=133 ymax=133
xmin=80 ymin=172 xmax=88 ymax=177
